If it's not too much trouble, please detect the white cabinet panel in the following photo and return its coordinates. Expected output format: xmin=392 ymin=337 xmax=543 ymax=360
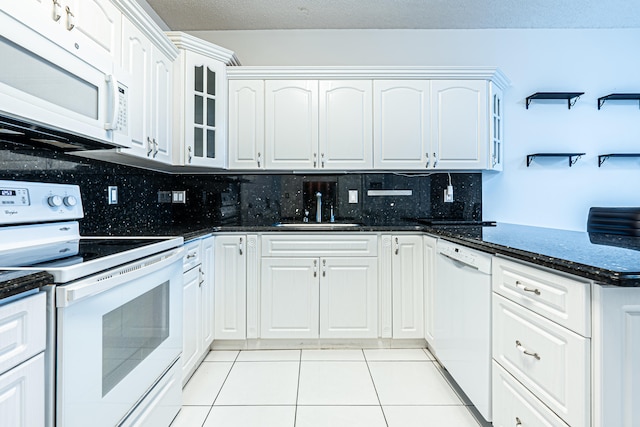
xmin=493 ymin=256 xmax=591 ymax=337
xmin=200 ymin=237 xmax=215 ymax=350
xmin=431 ymin=80 xmax=487 ymax=169
xmin=228 ymin=80 xmax=265 ymax=169
xmin=320 ymin=257 xmax=378 ymax=339
xmin=262 ymin=234 xmax=378 ymax=257
xmin=0 ymin=353 xmax=45 ymax=427
xmin=0 ymin=292 xmax=45 ymax=375
xmin=214 ymin=235 xmax=246 ymax=340
xmin=592 ymin=285 xmax=640 ymax=427
xmin=492 ymin=361 xmax=569 ymax=427
xmin=319 ymin=80 xmax=373 ymax=169
xmin=391 ymin=235 xmax=424 ymax=339
xmin=423 ymin=235 xmax=437 ymax=346
xmin=265 ymin=80 xmax=318 ymax=169
xmin=181 ymin=264 xmax=199 ymax=383
xmin=260 ymin=258 xmax=319 ymax=339
xmin=149 ymin=47 xmax=173 ymax=163
xmin=373 ymin=81 xmax=430 ymax=170
xmin=493 ymin=294 xmax=590 ymax=427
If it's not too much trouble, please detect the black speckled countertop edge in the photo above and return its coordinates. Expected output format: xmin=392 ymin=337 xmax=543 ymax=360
xmin=179 ymin=223 xmax=640 ymax=287
xmin=0 ymin=271 xmax=52 ymax=301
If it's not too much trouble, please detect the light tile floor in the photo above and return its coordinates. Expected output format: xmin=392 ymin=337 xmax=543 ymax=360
xmin=171 ymin=348 xmax=482 ymax=427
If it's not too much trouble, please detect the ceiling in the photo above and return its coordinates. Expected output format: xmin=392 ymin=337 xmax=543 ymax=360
xmin=143 ymin=0 xmax=640 ymax=31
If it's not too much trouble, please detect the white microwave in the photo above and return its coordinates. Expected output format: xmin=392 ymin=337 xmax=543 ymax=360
xmin=0 ymin=11 xmax=130 ymax=149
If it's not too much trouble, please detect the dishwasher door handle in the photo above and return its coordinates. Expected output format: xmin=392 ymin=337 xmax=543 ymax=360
xmin=439 ymin=252 xmax=479 ymax=270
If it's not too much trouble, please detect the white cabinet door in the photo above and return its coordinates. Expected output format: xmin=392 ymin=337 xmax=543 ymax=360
xmin=181 ymin=265 xmax=200 ymax=383
xmin=392 ymin=235 xmax=425 ymax=339
xmin=373 ymin=81 xmax=430 ymax=170
xmin=260 ymin=257 xmax=319 ymax=339
xmin=320 ymin=257 xmax=378 ymax=339
xmin=65 ymin=0 xmax=121 ymax=66
xmin=2 ymin=0 xmax=120 ymax=69
xmin=319 ymin=80 xmax=373 ymax=170
xmin=200 ymin=237 xmax=215 ymax=351
xmin=265 ymin=80 xmax=319 ymax=169
xmin=214 ymin=235 xmax=246 ymax=340
xmin=228 ymin=79 xmax=265 ymax=169
xmin=423 ymin=235 xmax=437 ymax=346
xmin=181 ymin=52 xmax=226 ymax=168
xmin=431 ymin=80 xmax=488 ymax=169
xmin=121 ymin=19 xmax=152 ymax=159
xmin=0 ymin=353 xmax=45 ymax=427
xmin=149 ymin=47 xmax=173 ymax=164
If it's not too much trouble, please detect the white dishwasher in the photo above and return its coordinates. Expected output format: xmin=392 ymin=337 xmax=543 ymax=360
xmin=433 ymin=240 xmax=492 ymax=422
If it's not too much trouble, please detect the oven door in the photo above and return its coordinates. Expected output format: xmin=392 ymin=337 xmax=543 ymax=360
xmin=55 ymin=247 xmax=184 ymax=427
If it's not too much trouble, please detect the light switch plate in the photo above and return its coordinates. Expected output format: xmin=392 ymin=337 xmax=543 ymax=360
xmin=348 ymin=190 xmax=358 ymax=204
xmin=108 ymin=186 xmax=118 ymax=205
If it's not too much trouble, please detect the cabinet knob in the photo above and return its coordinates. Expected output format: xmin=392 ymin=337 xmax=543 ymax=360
xmin=313 ymin=153 xmax=317 ymax=168
xmin=425 ymin=153 xmax=430 ymax=168
xmin=433 ymin=152 xmax=438 ymax=167
xmin=515 ymin=417 xmax=522 ymax=427
xmin=257 ymin=152 xmax=261 ymax=168
xmin=147 ymin=137 xmax=153 ymax=156
xmin=153 ymin=139 xmax=158 ymax=158
xmin=239 ymin=237 xmax=243 ymax=255
xmin=313 ymin=259 xmax=317 ymax=277
xmin=321 ymin=153 xmax=325 ymax=168
xmin=188 ymin=145 xmax=193 ymax=163
xmin=322 ymin=259 xmax=326 ymax=277
xmin=394 ymin=237 xmax=399 ymax=255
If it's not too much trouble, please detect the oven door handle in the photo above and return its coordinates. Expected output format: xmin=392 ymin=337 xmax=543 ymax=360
xmin=57 ymin=247 xmax=185 ymax=307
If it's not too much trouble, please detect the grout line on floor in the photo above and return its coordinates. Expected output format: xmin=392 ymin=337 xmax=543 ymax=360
xmin=293 ymin=349 xmax=302 ymax=426
xmin=363 ymin=348 xmax=390 ymax=427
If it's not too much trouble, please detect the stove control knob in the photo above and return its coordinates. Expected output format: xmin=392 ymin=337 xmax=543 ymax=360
xmin=63 ymin=195 xmax=77 ymax=207
xmin=48 ymin=195 xmax=63 ymax=207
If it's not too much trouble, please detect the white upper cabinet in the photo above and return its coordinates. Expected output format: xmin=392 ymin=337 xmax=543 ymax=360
xmin=265 ymin=80 xmax=319 ymax=169
xmin=373 ymin=80 xmax=431 ymax=170
xmin=3 ymin=0 xmax=121 ymax=69
xmin=228 ymin=80 xmax=265 ymax=169
xmin=233 ymin=79 xmax=373 ymax=170
xmin=168 ymin=32 xmax=236 ymax=168
xmin=430 ymin=80 xmax=488 ymax=170
xmin=319 ymin=80 xmax=373 ymax=170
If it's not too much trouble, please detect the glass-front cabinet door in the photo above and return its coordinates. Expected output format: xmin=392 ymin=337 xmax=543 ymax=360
xmin=186 ymin=54 xmax=224 ymax=167
xmin=168 ymin=32 xmax=233 ymax=169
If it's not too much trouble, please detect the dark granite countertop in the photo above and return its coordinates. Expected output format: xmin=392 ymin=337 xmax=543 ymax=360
xmin=0 ymin=271 xmax=52 ymax=301
xmin=92 ymin=221 xmax=640 ymax=287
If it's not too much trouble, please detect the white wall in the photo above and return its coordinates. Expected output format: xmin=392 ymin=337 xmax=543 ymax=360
xmin=192 ymin=29 xmax=640 ymax=231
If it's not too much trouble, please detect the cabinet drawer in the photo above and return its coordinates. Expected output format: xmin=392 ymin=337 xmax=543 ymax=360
xmin=492 ymin=361 xmax=569 ymax=427
xmin=493 ymin=256 xmax=591 ymax=336
xmin=182 ymin=239 xmax=201 ymax=271
xmin=0 ymin=292 xmax=46 ymax=376
xmin=493 ymin=294 xmax=590 ymax=427
xmin=261 ymin=234 xmax=378 ymax=257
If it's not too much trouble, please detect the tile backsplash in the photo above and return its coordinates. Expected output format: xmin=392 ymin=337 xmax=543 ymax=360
xmin=0 ymin=143 xmax=483 ymax=234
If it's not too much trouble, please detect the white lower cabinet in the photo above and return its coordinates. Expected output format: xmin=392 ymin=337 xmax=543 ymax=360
xmin=181 ymin=236 xmax=215 ymax=384
xmin=388 ymin=235 xmax=424 ymax=339
xmin=0 ymin=353 xmax=45 ymax=427
xmin=492 ymin=257 xmax=591 ymax=427
xmin=493 ymin=361 xmax=569 ymax=427
xmin=260 ymin=234 xmax=378 ymax=340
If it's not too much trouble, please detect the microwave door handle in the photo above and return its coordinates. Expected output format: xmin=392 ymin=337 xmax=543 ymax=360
xmin=104 ymin=75 xmax=119 ymax=131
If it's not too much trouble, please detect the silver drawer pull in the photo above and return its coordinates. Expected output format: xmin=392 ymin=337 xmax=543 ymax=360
xmin=516 ymin=340 xmax=540 ymax=360
xmin=516 ymin=417 xmax=522 ymax=427
xmin=515 ymin=280 xmax=541 ymax=295
xmin=186 ymin=254 xmax=197 ymax=259
xmin=394 ymin=237 xmax=399 ymax=255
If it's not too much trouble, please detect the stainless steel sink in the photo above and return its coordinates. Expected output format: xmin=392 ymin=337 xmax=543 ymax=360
xmin=273 ymin=222 xmax=362 ymax=229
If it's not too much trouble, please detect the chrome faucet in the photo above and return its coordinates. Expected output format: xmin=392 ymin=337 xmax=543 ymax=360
xmin=315 ymin=192 xmax=322 ymax=223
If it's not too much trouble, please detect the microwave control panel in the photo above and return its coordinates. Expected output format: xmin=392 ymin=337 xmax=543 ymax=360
xmin=115 ymin=83 xmax=128 ymax=134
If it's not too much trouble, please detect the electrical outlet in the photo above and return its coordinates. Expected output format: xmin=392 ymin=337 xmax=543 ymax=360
xmin=348 ymin=190 xmax=358 ymax=204
xmin=172 ymin=190 xmax=186 ymax=204
xmin=108 ymin=186 xmax=118 ymax=205
xmin=444 ymin=186 xmax=454 ymax=203
xmin=157 ymin=191 xmax=172 ymax=203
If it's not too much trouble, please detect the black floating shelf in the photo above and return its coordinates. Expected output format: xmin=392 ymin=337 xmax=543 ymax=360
xmin=598 ymin=153 xmax=640 ymax=167
xmin=526 ymin=92 xmax=585 ymax=109
xmin=527 ymin=153 xmax=586 ymax=167
xmin=597 ymin=93 xmax=640 ymax=110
